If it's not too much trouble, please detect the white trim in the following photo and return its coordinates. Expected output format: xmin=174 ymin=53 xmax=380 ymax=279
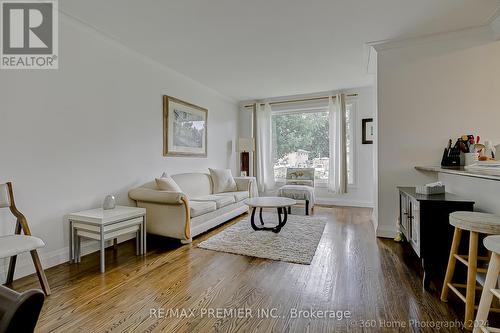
xmin=376 ymin=225 xmax=397 ymax=239
xmin=0 ymin=234 xmax=135 ymax=282
xmin=370 ymin=3 xmax=500 ymax=50
xmin=364 ymin=45 xmax=377 ymax=75
xmin=368 ymin=25 xmax=493 ymax=52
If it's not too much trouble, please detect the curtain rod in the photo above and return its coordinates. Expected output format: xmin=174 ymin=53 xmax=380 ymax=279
xmin=243 ymin=93 xmax=358 ymax=108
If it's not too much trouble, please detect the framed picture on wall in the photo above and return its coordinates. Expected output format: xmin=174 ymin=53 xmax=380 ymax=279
xmin=163 ymin=95 xmax=208 ymax=157
xmin=362 ymin=118 xmax=374 ymax=144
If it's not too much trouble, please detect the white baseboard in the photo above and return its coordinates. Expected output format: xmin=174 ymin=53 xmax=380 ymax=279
xmin=0 ymin=234 xmax=135 ymax=283
xmin=315 ymin=198 xmax=374 ymax=208
xmin=376 ymin=225 xmax=397 ymax=239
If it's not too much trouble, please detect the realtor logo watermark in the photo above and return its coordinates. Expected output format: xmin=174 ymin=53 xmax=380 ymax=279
xmin=1 ymin=0 xmax=58 ymax=69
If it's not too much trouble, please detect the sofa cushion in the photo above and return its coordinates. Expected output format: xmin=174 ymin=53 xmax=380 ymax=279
xmin=215 ymin=191 xmax=249 ymax=202
xmin=171 ymin=173 xmax=212 ymax=197
xmin=190 ymin=201 xmax=216 ymax=218
xmin=191 ymin=195 xmax=235 ymax=209
xmin=208 ymin=168 xmax=237 ymax=193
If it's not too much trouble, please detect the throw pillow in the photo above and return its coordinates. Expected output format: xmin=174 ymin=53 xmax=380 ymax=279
xmin=156 ymin=174 xmax=182 ymax=192
xmin=208 ymin=168 xmax=237 ymax=193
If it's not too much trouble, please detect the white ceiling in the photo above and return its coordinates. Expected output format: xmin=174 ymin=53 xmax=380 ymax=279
xmin=62 ymin=0 xmax=500 ymax=101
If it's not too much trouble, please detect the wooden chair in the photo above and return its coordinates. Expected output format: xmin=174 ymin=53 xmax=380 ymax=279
xmin=0 ymin=285 xmax=44 ymax=333
xmin=0 ymin=182 xmax=51 ymax=295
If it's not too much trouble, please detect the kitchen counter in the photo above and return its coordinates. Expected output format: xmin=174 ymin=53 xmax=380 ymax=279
xmin=415 ymin=166 xmax=500 ymax=182
xmin=415 ymin=165 xmax=500 ymax=217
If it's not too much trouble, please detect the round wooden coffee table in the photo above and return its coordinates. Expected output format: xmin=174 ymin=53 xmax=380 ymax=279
xmin=243 ymin=197 xmax=296 ymax=233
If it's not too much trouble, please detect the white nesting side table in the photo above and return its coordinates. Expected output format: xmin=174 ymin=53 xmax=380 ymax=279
xmin=68 ymin=206 xmax=146 ymax=272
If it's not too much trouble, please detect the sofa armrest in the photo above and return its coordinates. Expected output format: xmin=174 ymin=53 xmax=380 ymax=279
xmin=128 ymin=188 xmax=186 ymax=205
xmin=234 ymin=177 xmax=252 ymax=192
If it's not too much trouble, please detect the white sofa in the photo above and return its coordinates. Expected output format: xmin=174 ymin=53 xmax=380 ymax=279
xmin=128 ymin=173 xmax=253 ymax=243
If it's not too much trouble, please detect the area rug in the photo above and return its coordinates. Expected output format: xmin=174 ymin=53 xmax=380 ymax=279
xmin=197 ymin=213 xmax=326 ymax=264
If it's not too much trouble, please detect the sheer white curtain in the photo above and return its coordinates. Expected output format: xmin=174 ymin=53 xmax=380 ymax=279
xmin=255 ymin=102 xmax=276 ymax=193
xmin=328 ymin=94 xmax=348 ymax=194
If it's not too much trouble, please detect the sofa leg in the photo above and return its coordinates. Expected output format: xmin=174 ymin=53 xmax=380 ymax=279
xmin=181 ymin=238 xmax=192 ymax=244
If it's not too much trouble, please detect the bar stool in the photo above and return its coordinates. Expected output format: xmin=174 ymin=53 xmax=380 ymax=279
xmin=441 ymin=212 xmax=500 ymax=330
xmin=474 ymin=235 xmax=500 ymax=333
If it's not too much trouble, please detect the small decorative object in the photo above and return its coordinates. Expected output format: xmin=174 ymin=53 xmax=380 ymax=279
xmin=103 ymin=195 xmax=116 ymax=210
xmin=240 ymin=171 xmax=247 ymax=177
xmin=237 ymin=138 xmax=255 ymax=176
xmin=362 ymin=118 xmax=374 ymax=144
xmin=416 ymin=182 xmax=445 ymax=195
xmin=163 ymin=95 xmax=208 ymax=157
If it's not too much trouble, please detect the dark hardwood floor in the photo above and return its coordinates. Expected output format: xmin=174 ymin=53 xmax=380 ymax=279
xmin=10 ymin=206 xmax=468 ymax=332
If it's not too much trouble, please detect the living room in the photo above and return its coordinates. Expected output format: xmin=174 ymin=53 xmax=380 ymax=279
xmin=2 ymin=1 xmax=500 ymax=332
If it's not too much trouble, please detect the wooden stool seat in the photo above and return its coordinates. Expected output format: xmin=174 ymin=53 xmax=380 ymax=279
xmin=484 ymin=235 xmax=500 ymax=254
xmin=442 ymin=211 xmax=500 ymax=330
xmin=450 ymin=212 xmax=500 ymax=234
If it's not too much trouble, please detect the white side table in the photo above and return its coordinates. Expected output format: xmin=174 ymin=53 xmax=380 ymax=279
xmin=68 ymin=206 xmax=146 ymax=272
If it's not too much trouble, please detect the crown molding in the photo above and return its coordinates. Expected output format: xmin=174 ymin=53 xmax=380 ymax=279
xmin=364 ymin=45 xmax=376 ymax=75
xmin=368 ymin=4 xmax=500 ymax=52
xmin=367 ymin=25 xmax=494 ymax=52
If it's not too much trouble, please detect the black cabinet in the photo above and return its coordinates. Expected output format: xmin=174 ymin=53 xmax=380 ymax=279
xmin=398 ymin=187 xmax=474 ymax=290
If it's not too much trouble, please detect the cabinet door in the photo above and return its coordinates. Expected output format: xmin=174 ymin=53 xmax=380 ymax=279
xmin=399 ymin=193 xmax=409 ymax=239
xmin=409 ymin=198 xmax=421 ymax=257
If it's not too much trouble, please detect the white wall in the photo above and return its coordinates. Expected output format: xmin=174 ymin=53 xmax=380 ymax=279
xmin=0 ymin=14 xmax=239 ymax=280
xmin=376 ymin=27 xmax=500 ymax=237
xmin=238 ymin=86 xmax=376 ymax=207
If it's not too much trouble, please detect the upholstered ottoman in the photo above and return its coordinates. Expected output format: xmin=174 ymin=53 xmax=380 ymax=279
xmin=277 ymin=184 xmax=315 ymax=215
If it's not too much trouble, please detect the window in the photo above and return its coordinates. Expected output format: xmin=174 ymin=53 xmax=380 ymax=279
xmin=271 ymin=102 xmax=356 ymax=185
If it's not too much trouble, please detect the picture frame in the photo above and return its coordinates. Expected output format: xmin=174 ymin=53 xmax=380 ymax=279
xmin=362 ymin=118 xmax=374 ymax=144
xmin=163 ymin=95 xmax=208 ymax=157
